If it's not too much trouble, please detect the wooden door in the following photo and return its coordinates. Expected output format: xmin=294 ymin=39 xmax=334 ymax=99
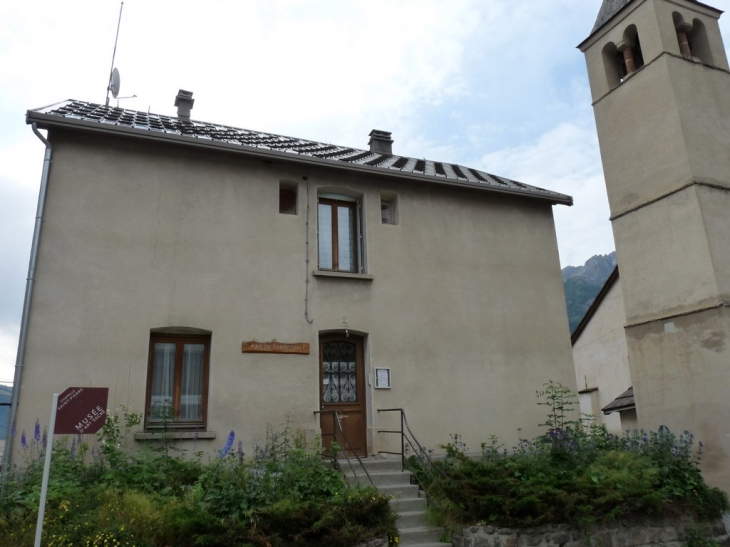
xmin=319 ymin=335 xmax=367 ymax=456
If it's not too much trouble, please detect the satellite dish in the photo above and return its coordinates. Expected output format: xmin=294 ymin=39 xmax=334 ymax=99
xmin=110 ymin=68 xmax=121 ymax=99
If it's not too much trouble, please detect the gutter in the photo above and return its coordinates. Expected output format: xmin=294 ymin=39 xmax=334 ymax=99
xmin=25 ymin=110 xmax=573 ymax=207
xmin=2 ymin=124 xmax=52 ymax=472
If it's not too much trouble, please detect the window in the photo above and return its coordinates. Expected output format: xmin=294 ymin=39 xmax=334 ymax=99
xmin=146 ymin=333 xmax=210 ymax=429
xmin=381 ymin=200 xmax=394 ymax=224
xmin=380 ymin=193 xmax=398 ymax=225
xmin=318 ymin=196 xmax=362 ymax=272
xmin=279 ymin=181 xmax=298 ymax=215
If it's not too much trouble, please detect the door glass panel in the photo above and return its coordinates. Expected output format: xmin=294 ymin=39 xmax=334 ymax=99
xmin=180 ymin=343 xmax=204 ymax=420
xmin=318 ymin=203 xmax=333 ymax=269
xmin=151 ymin=342 xmax=175 ymax=419
xmin=337 ymin=205 xmax=356 ymax=272
xmin=322 ymin=341 xmax=358 ymax=403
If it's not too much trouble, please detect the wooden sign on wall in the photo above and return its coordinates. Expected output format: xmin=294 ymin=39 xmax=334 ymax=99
xmin=242 ymin=340 xmax=310 ymax=355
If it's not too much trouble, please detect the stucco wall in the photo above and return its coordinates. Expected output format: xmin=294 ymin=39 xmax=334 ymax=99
xmin=12 ymin=129 xmax=575 ymax=462
xmin=627 ymin=305 xmax=730 ymax=493
xmin=611 ymin=185 xmax=725 ymax=324
xmin=572 ymin=277 xmax=631 ymax=434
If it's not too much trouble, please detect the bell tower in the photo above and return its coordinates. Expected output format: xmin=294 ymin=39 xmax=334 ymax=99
xmin=579 ymin=0 xmax=730 ymax=491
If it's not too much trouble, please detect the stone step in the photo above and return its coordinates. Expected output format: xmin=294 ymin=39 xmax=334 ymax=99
xmin=398 ymin=525 xmax=446 ymax=546
xmin=397 ymin=510 xmax=429 ymax=529
xmin=378 ymin=483 xmax=421 ymax=499
xmin=390 ymin=496 xmax=427 ymax=513
xmin=340 ymin=457 xmax=404 ymax=473
xmin=344 ymin=470 xmax=413 ymax=487
xmin=337 ymin=458 xmax=447 ymax=547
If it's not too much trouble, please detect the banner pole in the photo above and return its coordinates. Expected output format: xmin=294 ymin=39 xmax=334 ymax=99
xmin=34 ymin=393 xmax=58 ymax=547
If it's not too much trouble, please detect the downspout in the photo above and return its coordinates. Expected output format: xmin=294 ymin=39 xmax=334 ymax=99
xmin=2 ymin=123 xmax=52 ymax=472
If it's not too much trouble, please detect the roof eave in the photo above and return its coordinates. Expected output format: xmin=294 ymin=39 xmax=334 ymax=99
xmin=26 ymin=109 xmax=573 ymax=207
xmin=602 ymin=402 xmax=636 ymax=415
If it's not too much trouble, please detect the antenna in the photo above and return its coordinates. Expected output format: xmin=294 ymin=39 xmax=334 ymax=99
xmin=105 ymin=2 xmax=125 ymax=106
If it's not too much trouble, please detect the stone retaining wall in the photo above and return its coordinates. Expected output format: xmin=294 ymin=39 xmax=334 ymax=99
xmin=354 ymin=537 xmax=387 ymax=547
xmin=453 ymin=516 xmax=730 ymax=547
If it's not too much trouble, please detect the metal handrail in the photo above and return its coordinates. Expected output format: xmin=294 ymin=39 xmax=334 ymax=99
xmin=377 ymin=407 xmax=453 ymax=489
xmin=377 ymin=408 xmax=431 ymax=470
xmin=314 ymin=409 xmax=374 ymax=487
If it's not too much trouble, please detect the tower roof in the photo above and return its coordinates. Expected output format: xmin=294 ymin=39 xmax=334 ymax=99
xmin=591 ymin=0 xmax=719 ymax=35
xmin=591 ymin=0 xmax=633 ymax=33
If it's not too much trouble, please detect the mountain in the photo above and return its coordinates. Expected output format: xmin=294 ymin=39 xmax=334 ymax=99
xmin=563 ymin=252 xmax=617 ymax=333
xmin=0 ymin=384 xmax=10 ymax=440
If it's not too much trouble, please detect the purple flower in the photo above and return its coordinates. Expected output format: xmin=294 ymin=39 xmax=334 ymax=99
xmin=21 ymin=430 xmax=27 ymax=449
xmin=34 ymin=420 xmax=41 ymax=443
xmin=42 ymin=429 xmax=47 ymax=449
xmin=219 ymin=430 xmax=235 ymax=458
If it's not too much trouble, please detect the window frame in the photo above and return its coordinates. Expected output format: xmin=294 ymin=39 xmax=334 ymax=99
xmin=145 ymin=333 xmax=211 ymax=431
xmin=317 ymin=196 xmax=362 ymax=273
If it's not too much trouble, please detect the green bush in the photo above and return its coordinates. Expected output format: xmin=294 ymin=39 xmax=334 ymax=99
xmin=412 ymin=382 xmax=729 ymax=528
xmin=0 ymin=413 xmax=396 ymax=546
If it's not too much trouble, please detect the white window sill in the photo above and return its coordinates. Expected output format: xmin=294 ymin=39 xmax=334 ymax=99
xmin=313 ymin=270 xmax=374 ymax=280
xmin=135 ymin=431 xmax=216 ymax=441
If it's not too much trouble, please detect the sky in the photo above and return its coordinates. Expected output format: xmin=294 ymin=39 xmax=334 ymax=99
xmin=0 ymin=0 xmax=728 ymax=385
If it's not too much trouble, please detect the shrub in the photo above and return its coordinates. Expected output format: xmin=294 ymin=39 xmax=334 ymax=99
xmin=0 ymin=413 xmax=396 ymax=546
xmin=412 ymin=382 xmax=729 ymax=527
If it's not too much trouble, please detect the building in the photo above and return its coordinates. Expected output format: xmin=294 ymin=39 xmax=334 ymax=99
xmin=571 ymin=267 xmax=637 ymax=434
xmin=578 ymin=0 xmax=730 ymax=491
xmin=4 ymin=93 xmax=576 ymax=465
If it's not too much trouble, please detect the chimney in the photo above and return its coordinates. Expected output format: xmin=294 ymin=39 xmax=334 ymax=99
xmin=174 ymin=89 xmax=195 ymax=122
xmin=368 ymin=129 xmax=393 ymax=155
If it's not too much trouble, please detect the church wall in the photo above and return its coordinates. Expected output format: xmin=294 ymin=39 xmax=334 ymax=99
xmin=572 ymin=278 xmax=631 ymax=434
xmin=592 ymin=57 xmax=693 ymax=217
xmin=581 ymin=0 xmax=730 ymax=493
xmin=612 ymin=186 xmax=719 ymax=324
xmin=697 ymin=186 xmax=730 ymax=299
xmin=626 ymin=306 xmax=730 ymax=493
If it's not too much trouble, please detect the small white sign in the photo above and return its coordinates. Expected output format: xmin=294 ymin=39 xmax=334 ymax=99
xmin=375 ymin=367 xmax=391 ymax=389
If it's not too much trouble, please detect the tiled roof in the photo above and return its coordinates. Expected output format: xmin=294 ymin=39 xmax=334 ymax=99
xmin=602 ymin=386 xmax=635 ymax=415
xmin=26 ymin=100 xmax=572 ymax=205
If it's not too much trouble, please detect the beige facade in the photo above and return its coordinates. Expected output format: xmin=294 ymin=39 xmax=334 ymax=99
xmin=580 ymin=0 xmax=730 ymax=492
xmin=8 ymin=109 xmax=576 ymax=465
xmin=572 ymin=271 xmax=632 ymax=434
